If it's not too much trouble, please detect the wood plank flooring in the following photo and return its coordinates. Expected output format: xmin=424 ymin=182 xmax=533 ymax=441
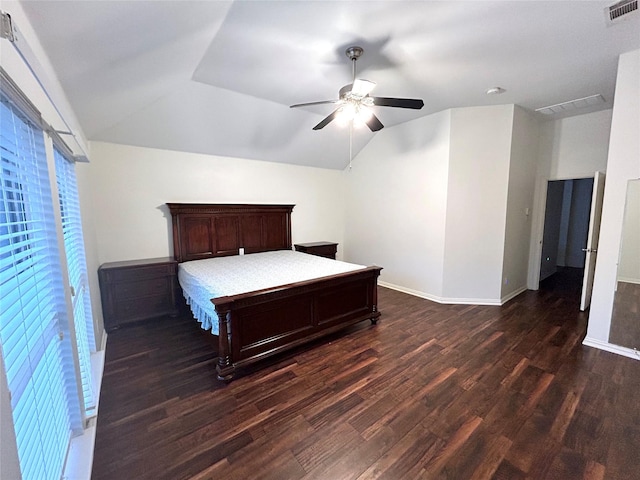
xmin=92 ymin=273 xmax=640 ymax=479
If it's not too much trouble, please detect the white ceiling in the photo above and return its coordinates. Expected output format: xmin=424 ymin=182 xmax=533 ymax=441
xmin=17 ymin=0 xmax=640 ymax=170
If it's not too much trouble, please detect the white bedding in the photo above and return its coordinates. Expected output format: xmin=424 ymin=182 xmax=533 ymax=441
xmin=178 ymin=250 xmax=365 ymax=334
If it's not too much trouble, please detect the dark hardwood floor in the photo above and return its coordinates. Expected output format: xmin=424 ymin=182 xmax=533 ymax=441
xmin=92 ymin=275 xmax=640 ymax=479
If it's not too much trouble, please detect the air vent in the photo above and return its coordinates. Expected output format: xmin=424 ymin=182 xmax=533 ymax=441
xmin=606 ymin=0 xmax=638 ymax=24
xmin=535 ymin=94 xmax=606 ymax=115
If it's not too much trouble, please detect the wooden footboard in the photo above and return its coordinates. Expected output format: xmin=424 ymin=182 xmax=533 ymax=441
xmin=213 ymin=266 xmax=382 ymax=381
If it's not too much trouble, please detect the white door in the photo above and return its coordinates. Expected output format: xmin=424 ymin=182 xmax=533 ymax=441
xmin=580 ymin=171 xmax=606 ymax=311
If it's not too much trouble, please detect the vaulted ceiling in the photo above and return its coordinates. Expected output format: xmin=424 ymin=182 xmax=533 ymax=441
xmin=17 ymin=0 xmax=640 ymax=169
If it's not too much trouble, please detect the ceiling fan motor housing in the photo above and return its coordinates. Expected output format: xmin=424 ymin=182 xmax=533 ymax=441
xmin=339 ymin=84 xmax=354 ymax=97
xmin=345 ymin=46 xmax=364 ymax=60
xmin=290 ymin=44 xmax=423 ymax=132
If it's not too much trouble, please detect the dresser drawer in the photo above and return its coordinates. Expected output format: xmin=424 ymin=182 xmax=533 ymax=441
xmin=113 ymin=276 xmax=172 ymax=300
xmin=114 ymin=294 xmax=175 ymax=323
xmin=105 ymin=263 xmax=176 ymax=283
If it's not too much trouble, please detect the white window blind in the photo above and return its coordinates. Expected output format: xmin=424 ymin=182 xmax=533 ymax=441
xmin=1 ymin=88 xmax=81 ymax=479
xmin=54 ymin=147 xmax=96 ymax=414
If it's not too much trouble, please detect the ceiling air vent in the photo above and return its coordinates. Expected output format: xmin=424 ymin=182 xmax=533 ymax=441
xmin=535 ymin=94 xmax=605 ymax=116
xmin=606 ymin=0 xmax=638 ymax=24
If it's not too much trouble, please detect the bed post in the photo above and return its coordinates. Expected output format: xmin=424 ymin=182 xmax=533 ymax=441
xmin=216 ymin=307 xmax=235 ymax=381
xmin=371 ymin=306 xmax=379 ymax=325
xmin=370 ymin=268 xmax=381 ymax=325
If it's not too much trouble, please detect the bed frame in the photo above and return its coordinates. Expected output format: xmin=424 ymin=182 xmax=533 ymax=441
xmin=167 ymin=203 xmax=382 ymax=381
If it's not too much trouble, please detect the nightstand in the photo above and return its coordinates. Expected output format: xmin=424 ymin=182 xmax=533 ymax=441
xmin=98 ymin=257 xmax=179 ymax=332
xmin=294 ymin=242 xmax=338 ymax=260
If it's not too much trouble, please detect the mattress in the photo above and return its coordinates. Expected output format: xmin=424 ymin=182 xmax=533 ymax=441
xmin=178 ymin=249 xmax=365 ymax=334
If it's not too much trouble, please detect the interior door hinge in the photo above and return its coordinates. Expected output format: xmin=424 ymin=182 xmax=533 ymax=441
xmin=59 ymin=331 xmax=64 ymax=341
xmin=70 ymin=285 xmax=76 ymax=297
xmin=0 ymin=11 xmax=16 ymax=42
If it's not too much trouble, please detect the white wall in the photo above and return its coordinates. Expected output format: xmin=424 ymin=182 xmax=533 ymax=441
xmin=344 ymin=111 xmax=451 ymax=299
xmin=546 ymin=109 xmax=612 ymax=180
xmin=442 ymin=105 xmax=514 ymax=303
xmin=345 ymin=104 xmax=537 ymax=305
xmin=88 ymin=142 xmax=347 ymax=264
xmin=587 ymin=49 xmax=640 ymax=344
xmin=501 ymin=106 xmax=539 ymax=301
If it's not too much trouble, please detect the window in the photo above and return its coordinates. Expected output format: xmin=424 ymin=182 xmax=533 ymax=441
xmin=54 ymin=147 xmax=96 ymax=414
xmin=0 ymin=82 xmax=82 ymax=479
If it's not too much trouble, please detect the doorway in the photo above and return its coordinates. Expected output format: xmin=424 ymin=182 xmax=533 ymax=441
xmin=539 ymin=178 xmax=594 ymax=294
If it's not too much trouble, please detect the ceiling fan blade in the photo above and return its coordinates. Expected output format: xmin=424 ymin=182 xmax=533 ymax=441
xmin=372 ymin=97 xmax=424 ymax=109
xmin=365 ymin=112 xmax=384 ymax=132
xmin=351 ymin=79 xmax=376 ymax=97
xmin=290 ymin=99 xmax=339 ymax=108
xmin=312 ymin=109 xmax=340 ymax=130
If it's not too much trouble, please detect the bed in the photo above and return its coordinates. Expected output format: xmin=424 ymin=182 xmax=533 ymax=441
xmin=167 ymin=203 xmax=382 ymax=381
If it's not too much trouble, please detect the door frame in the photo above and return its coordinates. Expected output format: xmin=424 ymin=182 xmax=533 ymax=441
xmin=527 ymin=176 xmax=549 ymax=289
xmin=527 ymin=172 xmax=602 ymax=291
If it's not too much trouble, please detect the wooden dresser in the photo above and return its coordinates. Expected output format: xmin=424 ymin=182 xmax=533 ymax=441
xmin=98 ymin=257 xmax=179 ymax=332
xmin=294 ymin=242 xmax=338 ymax=260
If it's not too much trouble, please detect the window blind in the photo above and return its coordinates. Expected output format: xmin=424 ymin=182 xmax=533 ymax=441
xmin=1 ymin=91 xmax=81 ymax=479
xmin=54 ymin=147 xmax=96 ymax=414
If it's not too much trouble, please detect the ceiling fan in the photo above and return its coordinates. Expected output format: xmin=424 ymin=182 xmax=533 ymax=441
xmin=290 ymin=46 xmax=424 ymax=132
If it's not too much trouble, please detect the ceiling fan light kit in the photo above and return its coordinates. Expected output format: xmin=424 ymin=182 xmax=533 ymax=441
xmin=290 ymin=46 xmax=424 ymax=132
xmin=335 ymin=102 xmax=373 ymax=129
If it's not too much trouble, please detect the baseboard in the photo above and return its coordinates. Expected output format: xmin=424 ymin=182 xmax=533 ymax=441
xmin=378 ymin=281 xmax=503 ymax=306
xmin=500 ymin=286 xmax=528 ymax=305
xmin=378 ymin=282 xmax=444 ymax=303
xmin=582 ymin=336 xmax=640 ymax=361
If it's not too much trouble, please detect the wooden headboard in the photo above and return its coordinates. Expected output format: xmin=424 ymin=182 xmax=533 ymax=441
xmin=167 ymin=203 xmax=295 ymax=263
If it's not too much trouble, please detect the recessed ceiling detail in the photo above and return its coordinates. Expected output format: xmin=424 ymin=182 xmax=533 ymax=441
xmin=16 ymin=1 xmax=640 ymax=169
